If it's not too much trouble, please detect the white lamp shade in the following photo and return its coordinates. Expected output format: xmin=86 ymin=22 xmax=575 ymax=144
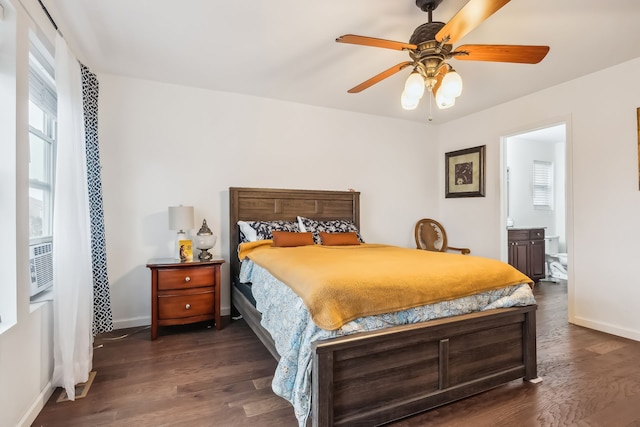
xmin=435 ymin=90 xmax=456 ymax=109
xmin=168 ymin=205 xmax=194 ymax=231
xmin=401 ymin=90 xmax=420 ymax=110
xmin=404 ymin=72 xmax=425 ymax=99
xmin=440 ymin=70 xmax=463 ymax=98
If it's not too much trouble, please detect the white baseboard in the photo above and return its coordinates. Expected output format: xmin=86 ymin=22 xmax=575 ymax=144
xmin=18 ymin=381 xmax=55 ymax=427
xmin=572 ymin=316 xmax=640 ymax=342
xmin=112 ymin=316 xmax=150 ymax=330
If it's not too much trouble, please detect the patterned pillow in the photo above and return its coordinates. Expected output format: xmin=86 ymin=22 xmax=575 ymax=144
xmin=297 ymin=216 xmax=364 ymax=244
xmin=238 ymin=220 xmax=300 ymax=242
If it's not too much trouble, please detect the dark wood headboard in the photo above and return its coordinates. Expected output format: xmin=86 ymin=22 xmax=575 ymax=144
xmin=228 ymin=187 xmax=360 ymax=284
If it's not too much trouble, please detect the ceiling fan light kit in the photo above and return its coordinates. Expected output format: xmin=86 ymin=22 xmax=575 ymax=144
xmin=336 ymin=0 xmax=549 ymax=117
xmin=401 ymin=92 xmax=421 ymax=110
xmin=436 ymin=88 xmax=456 ymax=109
xmin=441 ymin=69 xmax=463 ymax=97
xmin=402 ymin=71 xmax=427 ymax=109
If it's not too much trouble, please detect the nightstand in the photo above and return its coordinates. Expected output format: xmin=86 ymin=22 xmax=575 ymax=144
xmin=146 ymin=258 xmax=225 ymax=340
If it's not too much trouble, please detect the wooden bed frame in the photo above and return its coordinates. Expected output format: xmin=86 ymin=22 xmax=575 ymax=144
xmin=229 ymin=187 xmax=538 ymax=426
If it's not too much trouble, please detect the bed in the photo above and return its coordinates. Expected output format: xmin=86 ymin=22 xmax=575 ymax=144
xmin=229 ymin=187 xmax=539 ymax=426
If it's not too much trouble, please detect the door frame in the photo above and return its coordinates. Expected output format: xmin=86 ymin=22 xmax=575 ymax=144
xmin=499 ymin=115 xmax=575 ymax=322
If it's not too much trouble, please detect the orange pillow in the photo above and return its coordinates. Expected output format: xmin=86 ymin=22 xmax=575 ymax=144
xmin=320 ymin=231 xmax=361 ymax=246
xmin=271 ymin=231 xmax=314 ymax=247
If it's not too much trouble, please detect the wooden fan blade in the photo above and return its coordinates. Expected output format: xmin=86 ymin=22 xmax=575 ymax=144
xmin=336 ymin=34 xmax=417 ymax=51
xmin=453 ymin=44 xmax=550 ymax=63
xmin=347 ymin=61 xmax=413 ymax=93
xmin=436 ymin=0 xmax=511 ymax=44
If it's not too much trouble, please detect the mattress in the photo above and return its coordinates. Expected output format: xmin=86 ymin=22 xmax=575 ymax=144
xmin=233 ymin=278 xmax=255 ymax=307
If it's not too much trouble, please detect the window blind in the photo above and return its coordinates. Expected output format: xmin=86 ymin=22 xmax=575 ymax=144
xmin=29 ymin=43 xmax=57 ymax=118
xmin=533 ymin=160 xmax=553 ymax=208
xmin=28 ymin=66 xmax=57 ymax=117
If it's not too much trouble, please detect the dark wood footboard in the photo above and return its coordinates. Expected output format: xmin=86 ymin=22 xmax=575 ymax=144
xmin=311 ymin=305 xmax=537 ymax=426
xmin=233 ymin=285 xmax=538 ymax=426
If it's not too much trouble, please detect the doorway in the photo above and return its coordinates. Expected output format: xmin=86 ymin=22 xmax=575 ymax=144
xmin=503 ymin=122 xmax=568 ymax=283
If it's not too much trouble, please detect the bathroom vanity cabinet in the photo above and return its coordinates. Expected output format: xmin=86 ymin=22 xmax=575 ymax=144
xmin=508 ymin=228 xmax=545 ymax=282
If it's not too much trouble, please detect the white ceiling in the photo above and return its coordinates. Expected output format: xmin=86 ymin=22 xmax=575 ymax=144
xmin=46 ymin=0 xmax=640 ymax=124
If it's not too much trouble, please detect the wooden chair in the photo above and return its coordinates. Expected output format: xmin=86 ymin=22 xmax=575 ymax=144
xmin=414 ymin=218 xmax=471 ymax=255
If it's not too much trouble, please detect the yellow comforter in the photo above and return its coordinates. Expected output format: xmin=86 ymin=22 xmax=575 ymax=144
xmin=239 ymin=241 xmax=532 ymax=330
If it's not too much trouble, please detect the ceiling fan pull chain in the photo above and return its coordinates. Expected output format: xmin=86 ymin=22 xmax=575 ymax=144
xmin=428 ymin=92 xmax=433 ymax=122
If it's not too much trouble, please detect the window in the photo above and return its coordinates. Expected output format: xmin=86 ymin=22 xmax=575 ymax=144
xmin=28 ymin=42 xmax=56 ymax=300
xmin=533 ymin=160 xmax=553 ymax=209
xmin=28 ymin=45 xmax=57 ymax=243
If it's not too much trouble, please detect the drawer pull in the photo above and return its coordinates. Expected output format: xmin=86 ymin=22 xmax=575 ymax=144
xmin=185 ymin=303 xmax=191 ymax=310
xmin=185 ymin=276 xmax=191 ymax=282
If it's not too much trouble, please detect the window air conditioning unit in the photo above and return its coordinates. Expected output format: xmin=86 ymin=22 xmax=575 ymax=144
xmin=29 ymin=242 xmax=53 ymax=297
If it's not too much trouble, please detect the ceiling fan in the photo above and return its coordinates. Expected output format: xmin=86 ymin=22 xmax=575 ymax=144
xmin=336 ymin=0 xmax=549 ymax=112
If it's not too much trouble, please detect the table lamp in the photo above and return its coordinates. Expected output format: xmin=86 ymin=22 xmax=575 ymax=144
xmin=194 ymin=219 xmax=217 ymax=261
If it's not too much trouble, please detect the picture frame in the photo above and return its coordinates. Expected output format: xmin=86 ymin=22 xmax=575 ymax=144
xmin=178 ymin=239 xmax=193 ymax=262
xmin=445 ymin=145 xmax=486 ymax=198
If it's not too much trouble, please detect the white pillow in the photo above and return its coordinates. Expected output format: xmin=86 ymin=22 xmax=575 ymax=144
xmin=297 ymin=216 xmax=307 ymax=232
xmin=237 ymin=220 xmax=258 ymax=242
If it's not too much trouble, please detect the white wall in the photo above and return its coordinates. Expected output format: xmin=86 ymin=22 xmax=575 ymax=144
xmin=0 ymin=1 xmax=56 ymax=426
xmin=98 ymin=74 xmax=439 ymax=328
xmin=437 ymin=57 xmax=640 ymax=341
xmin=100 ymin=57 xmax=640 ymax=340
xmin=506 ymin=135 xmax=563 ymax=234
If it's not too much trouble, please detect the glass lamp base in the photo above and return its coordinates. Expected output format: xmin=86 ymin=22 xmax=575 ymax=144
xmin=198 ymin=248 xmax=213 ymax=261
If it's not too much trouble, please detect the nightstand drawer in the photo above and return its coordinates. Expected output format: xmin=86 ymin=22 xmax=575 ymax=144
xmin=158 ymin=289 xmax=214 ymax=319
xmin=157 ymin=266 xmax=214 ymax=290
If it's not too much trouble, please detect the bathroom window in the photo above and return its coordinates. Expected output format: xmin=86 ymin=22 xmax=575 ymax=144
xmin=532 ymin=160 xmax=553 ymax=209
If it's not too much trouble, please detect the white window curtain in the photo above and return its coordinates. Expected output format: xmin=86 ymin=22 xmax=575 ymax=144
xmin=52 ymin=34 xmax=94 ymax=401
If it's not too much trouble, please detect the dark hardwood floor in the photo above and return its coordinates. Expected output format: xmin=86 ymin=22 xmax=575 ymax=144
xmin=32 ymin=281 xmax=640 ymax=426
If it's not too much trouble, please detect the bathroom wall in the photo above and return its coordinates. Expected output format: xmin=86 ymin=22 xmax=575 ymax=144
xmin=506 ymin=125 xmax=566 ymax=251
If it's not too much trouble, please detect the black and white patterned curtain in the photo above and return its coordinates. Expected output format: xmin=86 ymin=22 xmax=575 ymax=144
xmin=81 ymin=64 xmax=113 ymax=334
